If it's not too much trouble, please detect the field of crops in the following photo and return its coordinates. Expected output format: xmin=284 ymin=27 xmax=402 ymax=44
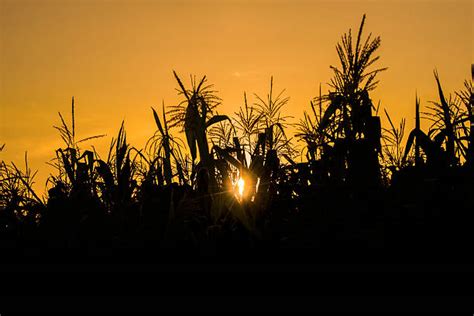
xmin=1 ymin=15 xmax=472 ymax=263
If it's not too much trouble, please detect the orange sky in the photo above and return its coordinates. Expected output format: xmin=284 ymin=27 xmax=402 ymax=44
xmin=1 ymin=0 xmax=472 ymax=195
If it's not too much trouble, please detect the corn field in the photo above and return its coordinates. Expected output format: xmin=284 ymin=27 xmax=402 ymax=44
xmin=1 ymin=15 xmax=472 ymax=260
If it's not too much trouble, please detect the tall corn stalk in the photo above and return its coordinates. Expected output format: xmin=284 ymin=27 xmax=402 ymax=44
xmin=312 ymin=14 xmax=386 ymax=186
xmin=167 ymin=71 xmax=230 ymax=187
xmin=48 ymin=97 xmax=105 ymax=197
xmin=254 ymin=77 xmax=295 ymax=159
xmin=147 ymin=103 xmax=185 ymax=185
xmin=234 ymin=92 xmax=263 ymax=158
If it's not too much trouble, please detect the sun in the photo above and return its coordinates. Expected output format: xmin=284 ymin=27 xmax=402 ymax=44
xmin=237 ymin=178 xmax=245 ymax=199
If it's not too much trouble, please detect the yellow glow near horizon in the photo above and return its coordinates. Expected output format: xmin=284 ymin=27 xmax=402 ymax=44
xmin=0 ymin=0 xmax=472 ymax=196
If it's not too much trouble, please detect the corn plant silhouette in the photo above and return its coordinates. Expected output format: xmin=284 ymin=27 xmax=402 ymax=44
xmin=48 ymin=97 xmax=105 ymax=198
xmin=145 ymin=103 xmax=187 ymax=185
xmin=298 ymin=14 xmax=386 ymax=187
xmin=167 ymin=71 xmax=231 ymax=189
xmin=381 ymin=109 xmax=413 ymax=176
xmin=403 ymin=70 xmax=470 ymax=168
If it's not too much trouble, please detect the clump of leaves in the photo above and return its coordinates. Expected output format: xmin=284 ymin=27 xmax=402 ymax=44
xmin=455 ymin=78 xmax=473 ymax=164
xmin=233 ymin=93 xmax=263 ymax=157
xmin=254 ymin=77 xmax=295 ymax=159
xmin=404 ymin=71 xmax=470 ymax=168
xmin=209 ymin=114 xmax=236 ymax=149
xmin=145 ymin=103 xmax=186 ymax=185
xmin=48 ymin=97 xmax=105 ymax=197
xmin=1 ymin=151 xmax=43 ymax=231
xmin=296 ymin=85 xmax=330 ymax=161
xmin=95 ymin=122 xmax=138 ymax=210
xmin=422 ymin=70 xmax=466 ymax=166
xmin=381 ymin=109 xmax=413 ymax=175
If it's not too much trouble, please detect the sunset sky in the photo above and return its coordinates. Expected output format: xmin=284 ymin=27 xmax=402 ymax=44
xmin=1 ymin=0 xmax=472 ymax=194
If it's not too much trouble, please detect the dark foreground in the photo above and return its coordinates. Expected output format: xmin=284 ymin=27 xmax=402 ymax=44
xmin=1 ymin=172 xmax=472 ymax=313
xmin=2 ymin=167 xmax=473 ymax=266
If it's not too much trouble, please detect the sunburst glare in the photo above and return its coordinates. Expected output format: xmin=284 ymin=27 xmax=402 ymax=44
xmin=237 ymin=178 xmax=245 ymax=200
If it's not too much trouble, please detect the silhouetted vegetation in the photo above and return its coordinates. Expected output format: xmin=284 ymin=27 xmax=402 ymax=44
xmin=1 ymin=15 xmax=472 ymax=262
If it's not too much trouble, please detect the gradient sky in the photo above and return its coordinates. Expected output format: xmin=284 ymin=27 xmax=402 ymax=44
xmin=1 ymin=0 xmax=472 ymax=195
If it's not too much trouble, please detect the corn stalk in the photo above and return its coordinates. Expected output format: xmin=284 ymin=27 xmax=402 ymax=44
xmin=313 ymin=15 xmax=386 ymax=186
xmin=167 ymin=71 xmax=230 ymax=187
